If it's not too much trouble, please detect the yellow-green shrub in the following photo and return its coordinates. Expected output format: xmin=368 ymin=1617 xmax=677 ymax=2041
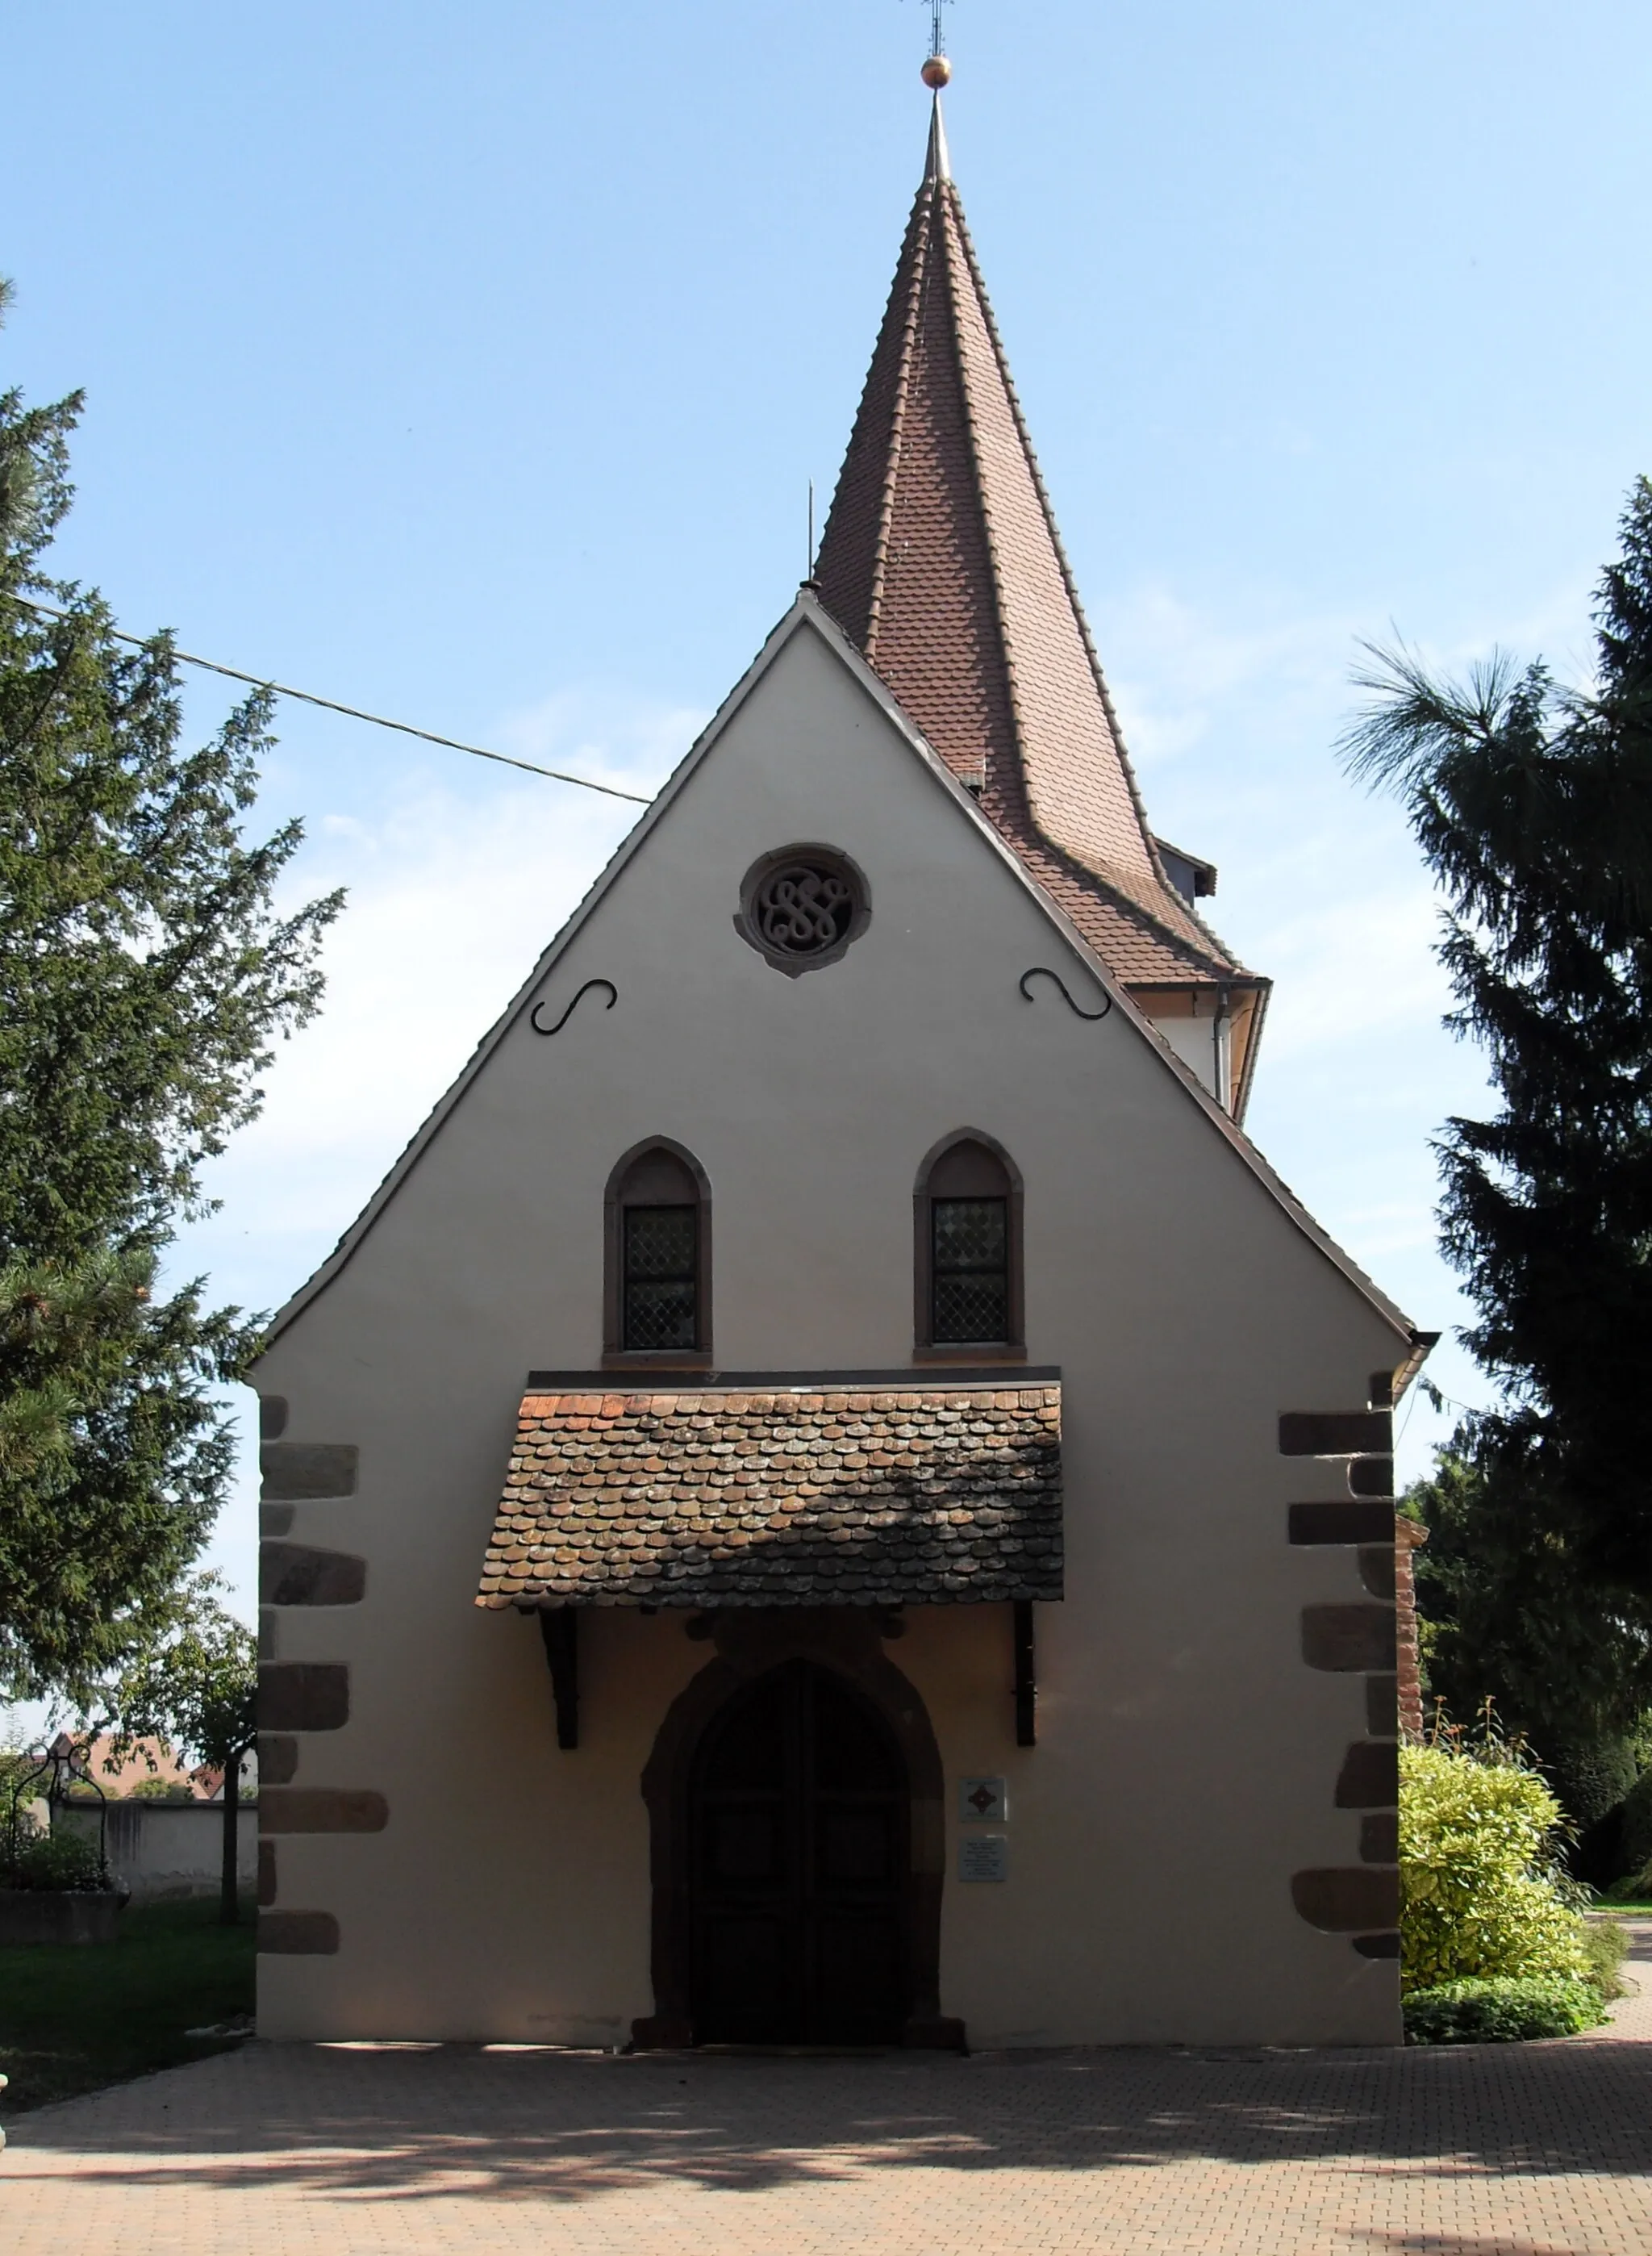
xmin=1400 ymin=1741 xmax=1592 ymax=1993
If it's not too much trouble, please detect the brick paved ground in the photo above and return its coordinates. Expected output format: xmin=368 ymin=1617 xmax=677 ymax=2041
xmin=4 ymin=1928 xmax=1650 ymax=2256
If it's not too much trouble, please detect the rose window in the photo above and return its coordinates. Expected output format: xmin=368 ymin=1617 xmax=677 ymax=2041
xmin=736 ymin=847 xmax=870 ymax=975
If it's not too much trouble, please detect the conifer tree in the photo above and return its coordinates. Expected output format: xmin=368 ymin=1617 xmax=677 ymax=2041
xmin=0 ymin=283 xmax=341 ymax=1700
xmin=1349 ymin=478 xmax=1652 ymax=1742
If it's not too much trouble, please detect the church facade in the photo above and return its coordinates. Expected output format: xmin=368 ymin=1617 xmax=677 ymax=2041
xmin=252 ymin=102 xmax=1428 ymax=2050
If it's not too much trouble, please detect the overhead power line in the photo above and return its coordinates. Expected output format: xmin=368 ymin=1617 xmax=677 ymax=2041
xmin=2 ymin=591 xmax=657 ymax=807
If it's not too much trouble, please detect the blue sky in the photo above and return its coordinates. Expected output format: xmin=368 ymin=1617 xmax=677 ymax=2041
xmin=6 ymin=1 xmax=1650 ymax=1631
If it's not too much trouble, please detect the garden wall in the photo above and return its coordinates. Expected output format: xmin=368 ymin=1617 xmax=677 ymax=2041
xmin=56 ymin=1799 xmax=260 ymax=1902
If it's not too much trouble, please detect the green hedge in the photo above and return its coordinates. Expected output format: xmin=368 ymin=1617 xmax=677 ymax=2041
xmin=0 ymin=1827 xmax=106 ymax=1892
xmin=1404 ymin=1975 xmax=1604 ymax=2045
xmin=1398 ymin=1730 xmax=1633 ymax=2042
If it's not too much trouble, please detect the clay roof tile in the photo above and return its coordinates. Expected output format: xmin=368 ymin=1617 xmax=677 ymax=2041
xmin=813 ymin=102 xmax=1251 ymax=991
xmin=476 ymin=1384 xmax=1063 ymax=1610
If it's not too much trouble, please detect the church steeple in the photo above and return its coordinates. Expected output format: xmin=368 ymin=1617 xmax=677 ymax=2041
xmin=815 ymin=95 xmax=1267 ymax=1113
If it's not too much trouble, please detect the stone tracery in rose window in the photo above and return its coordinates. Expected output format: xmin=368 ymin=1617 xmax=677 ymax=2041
xmin=736 ymin=846 xmax=870 ymax=975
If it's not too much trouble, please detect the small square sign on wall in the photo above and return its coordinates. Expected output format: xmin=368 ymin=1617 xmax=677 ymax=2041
xmin=958 ymin=1834 xmax=1009 ymax=1882
xmin=959 ymin=1776 xmax=1007 ymax=1824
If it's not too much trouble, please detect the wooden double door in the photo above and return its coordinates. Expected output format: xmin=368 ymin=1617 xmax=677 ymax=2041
xmin=689 ymin=1659 xmax=911 ymax=2045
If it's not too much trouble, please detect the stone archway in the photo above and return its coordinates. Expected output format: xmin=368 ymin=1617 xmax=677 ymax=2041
xmin=632 ymin=1609 xmax=961 ymax=2049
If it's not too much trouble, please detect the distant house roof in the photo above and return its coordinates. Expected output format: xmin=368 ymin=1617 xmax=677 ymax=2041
xmin=51 ymin=1734 xmax=219 ymax=1800
xmin=477 ymin=1379 xmax=1063 ymax=1610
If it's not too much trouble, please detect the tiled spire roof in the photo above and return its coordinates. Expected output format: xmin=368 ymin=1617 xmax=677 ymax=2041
xmin=815 ymin=100 xmax=1249 ymax=988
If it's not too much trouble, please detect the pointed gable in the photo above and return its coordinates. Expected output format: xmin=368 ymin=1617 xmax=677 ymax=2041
xmin=255 ymin=595 xmax=1409 ymax=1360
xmin=816 ymin=102 xmax=1264 ymax=1041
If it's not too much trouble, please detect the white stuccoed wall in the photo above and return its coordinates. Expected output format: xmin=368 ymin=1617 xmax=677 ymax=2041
xmin=1148 ymin=1005 xmax=1232 ymax=1106
xmin=252 ymin=608 xmax=1410 ymax=2049
xmin=56 ymin=1799 xmax=258 ymax=1901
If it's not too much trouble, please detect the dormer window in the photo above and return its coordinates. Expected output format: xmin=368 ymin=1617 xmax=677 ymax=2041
xmin=1152 ymin=836 xmax=1219 ymax=906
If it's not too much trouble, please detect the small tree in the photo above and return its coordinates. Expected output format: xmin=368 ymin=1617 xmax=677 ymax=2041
xmin=102 ymin=1578 xmax=257 ymax=1923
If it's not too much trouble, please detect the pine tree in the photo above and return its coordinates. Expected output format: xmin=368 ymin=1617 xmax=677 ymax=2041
xmin=1349 ymin=478 xmax=1652 ymax=1738
xmin=0 ymin=284 xmax=341 ymax=1701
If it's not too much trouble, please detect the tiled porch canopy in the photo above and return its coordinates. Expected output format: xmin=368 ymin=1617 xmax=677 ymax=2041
xmin=476 ymin=1378 xmax=1062 ymax=1610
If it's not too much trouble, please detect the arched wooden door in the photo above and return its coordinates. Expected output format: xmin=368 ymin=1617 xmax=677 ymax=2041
xmin=689 ymin=1659 xmax=911 ymax=2045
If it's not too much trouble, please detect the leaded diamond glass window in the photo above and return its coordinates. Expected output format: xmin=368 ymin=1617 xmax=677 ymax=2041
xmin=931 ymin=1197 xmax=1008 ymax=1344
xmin=624 ymin=1205 xmax=699 ymax=1351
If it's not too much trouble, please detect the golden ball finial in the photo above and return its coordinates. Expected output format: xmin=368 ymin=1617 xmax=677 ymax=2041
xmin=921 ymin=54 xmax=952 ymax=90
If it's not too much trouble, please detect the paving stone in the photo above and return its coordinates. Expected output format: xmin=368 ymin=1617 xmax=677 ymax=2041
xmin=4 ymin=1932 xmax=1650 ymax=2254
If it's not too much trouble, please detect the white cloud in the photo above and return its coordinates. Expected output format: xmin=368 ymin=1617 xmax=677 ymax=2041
xmin=1250 ymin=888 xmax=1450 ymax=1059
xmin=1096 ymin=580 xmax=1361 ymax=773
xmin=1332 ymin=1200 xmax=1446 ymax=1261
xmin=1096 ymin=568 xmax=1600 ymax=790
xmin=497 ymin=684 xmax=708 ymax=787
xmin=169 ymin=688 xmax=705 ymax=1616
xmin=189 ymin=689 xmax=703 ymax=1261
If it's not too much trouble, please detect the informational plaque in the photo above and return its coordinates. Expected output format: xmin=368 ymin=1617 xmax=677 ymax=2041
xmin=957 ymin=1833 xmax=1008 ymax=1882
xmin=959 ymin=1776 xmax=1007 ymax=1824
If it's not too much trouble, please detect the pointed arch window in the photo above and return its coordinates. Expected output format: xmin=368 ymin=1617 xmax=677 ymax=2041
xmin=604 ymin=1141 xmax=712 ymax=1364
xmin=914 ymin=1134 xmax=1024 ymax=1357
